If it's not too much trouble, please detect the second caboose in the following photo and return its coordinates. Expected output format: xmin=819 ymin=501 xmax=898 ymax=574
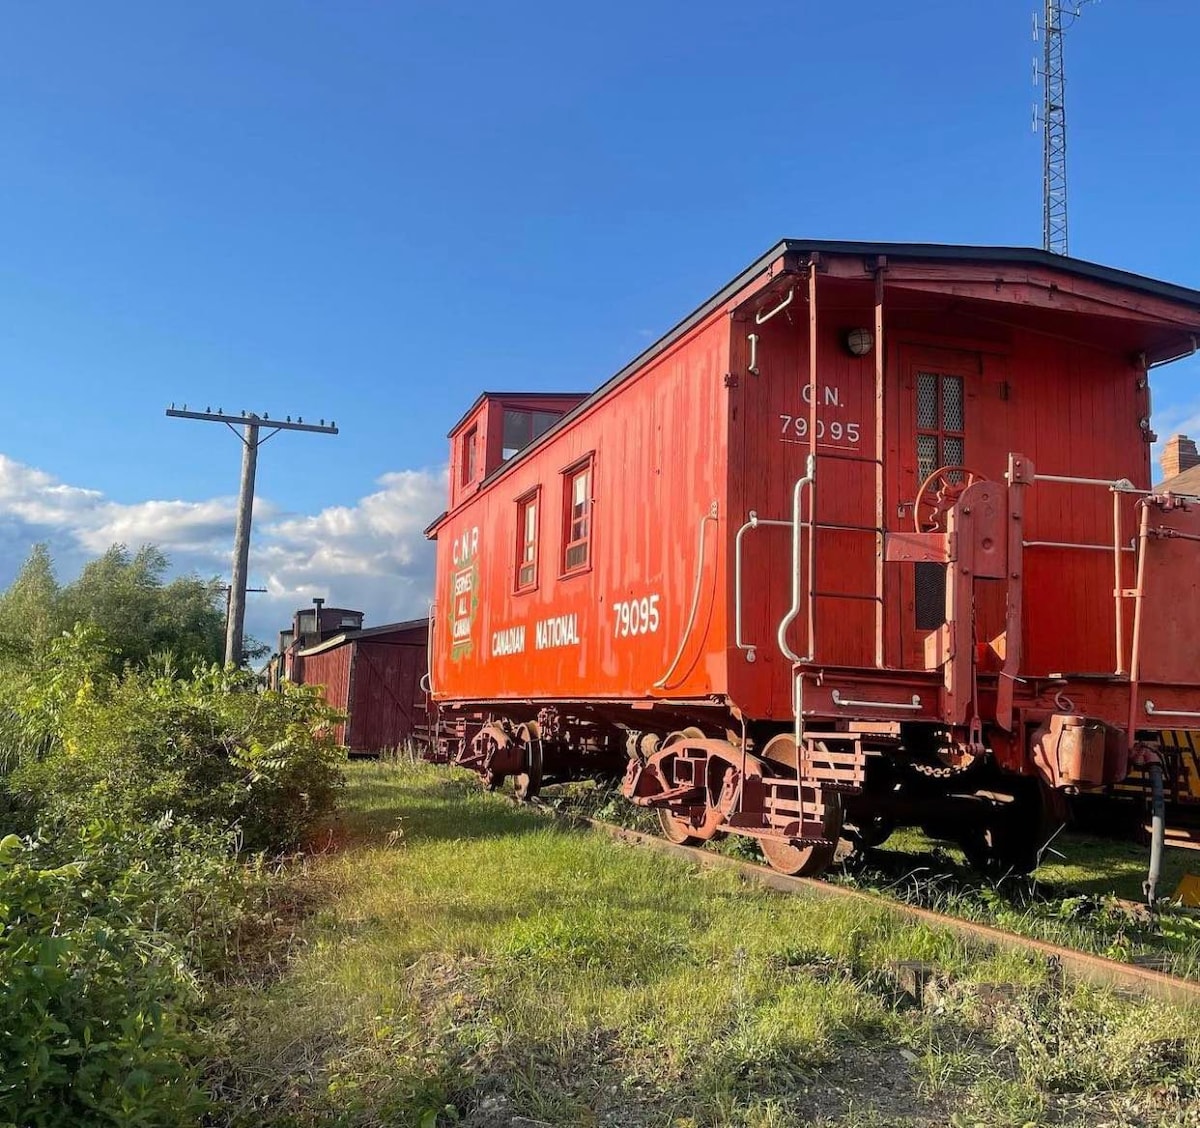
xmin=425 ymin=240 xmax=1200 ymax=889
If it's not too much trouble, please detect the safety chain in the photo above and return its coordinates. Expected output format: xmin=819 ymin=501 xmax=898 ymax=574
xmin=906 ymin=759 xmax=976 ymax=780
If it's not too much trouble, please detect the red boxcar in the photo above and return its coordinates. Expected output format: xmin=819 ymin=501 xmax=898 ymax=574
xmin=294 ymin=619 xmax=432 ymax=753
xmin=425 ymin=240 xmax=1200 ymax=887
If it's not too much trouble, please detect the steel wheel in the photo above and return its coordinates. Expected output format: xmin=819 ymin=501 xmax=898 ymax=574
xmin=653 ymin=727 xmax=709 ymax=846
xmin=513 ymin=723 xmax=544 ymax=803
xmin=759 ymin=790 xmax=844 ymax=877
xmin=476 ymin=723 xmax=508 ymax=793
xmin=657 ymin=807 xmax=701 ymax=846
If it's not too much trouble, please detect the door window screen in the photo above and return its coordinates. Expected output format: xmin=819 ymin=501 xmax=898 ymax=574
xmin=916 ymin=373 xmax=965 ymax=481
xmin=914 ymin=372 xmax=965 ymax=629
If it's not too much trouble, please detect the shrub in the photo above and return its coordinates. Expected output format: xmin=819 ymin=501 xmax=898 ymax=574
xmin=0 ymin=832 xmax=206 ymax=1127
xmin=0 ymin=623 xmax=346 ymax=1126
xmin=7 ymin=632 xmax=345 ymax=853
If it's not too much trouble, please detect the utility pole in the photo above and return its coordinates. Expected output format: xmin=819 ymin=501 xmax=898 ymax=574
xmin=1035 ymin=0 xmax=1097 ymax=255
xmin=166 ymin=405 xmax=338 ymax=667
xmin=224 ymin=584 xmax=268 ymax=645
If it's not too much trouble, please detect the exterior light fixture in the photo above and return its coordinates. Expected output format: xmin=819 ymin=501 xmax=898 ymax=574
xmin=845 ymin=328 xmax=874 ymax=357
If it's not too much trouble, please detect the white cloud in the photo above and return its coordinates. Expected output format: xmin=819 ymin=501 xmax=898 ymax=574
xmin=0 ymin=453 xmax=447 ymax=649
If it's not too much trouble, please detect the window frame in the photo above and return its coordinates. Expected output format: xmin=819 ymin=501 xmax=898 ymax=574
xmin=913 ymin=371 xmax=966 ymax=631
xmin=514 ymin=487 xmax=541 ymax=593
xmin=915 ymin=371 xmax=965 ymax=484
xmin=461 ymin=425 xmax=478 ymax=487
xmin=502 ymin=410 xmax=533 ymax=462
xmin=502 ymin=408 xmax=564 ymax=462
xmin=560 ymin=454 xmax=594 ymax=578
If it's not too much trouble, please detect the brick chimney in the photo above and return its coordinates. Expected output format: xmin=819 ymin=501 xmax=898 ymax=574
xmin=1161 ymin=434 xmax=1200 ymax=481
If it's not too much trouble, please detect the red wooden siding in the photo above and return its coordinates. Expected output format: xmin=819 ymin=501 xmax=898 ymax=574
xmin=430 ymin=241 xmax=1200 ymax=730
xmin=727 ymin=269 xmax=1166 ymax=719
xmin=431 ymin=311 xmax=733 ymax=703
xmin=293 ymin=645 xmax=353 ymax=745
xmin=346 ymin=638 xmax=429 ymax=751
xmin=293 ymin=622 xmax=431 ymax=752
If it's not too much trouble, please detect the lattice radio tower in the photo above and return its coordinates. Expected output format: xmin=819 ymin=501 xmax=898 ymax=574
xmin=1034 ymin=0 xmax=1097 ymax=255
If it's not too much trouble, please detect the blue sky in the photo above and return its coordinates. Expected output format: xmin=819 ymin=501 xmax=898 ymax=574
xmin=1 ymin=0 xmax=1198 ymax=643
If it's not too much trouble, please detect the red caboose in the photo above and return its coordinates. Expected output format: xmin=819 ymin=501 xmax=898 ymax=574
xmin=425 ymin=240 xmax=1200 ymax=887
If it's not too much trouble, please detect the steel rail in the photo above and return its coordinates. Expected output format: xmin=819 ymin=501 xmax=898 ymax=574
xmin=504 ymin=796 xmax=1200 ymax=1009
xmin=587 ymin=818 xmax=1200 ymax=1008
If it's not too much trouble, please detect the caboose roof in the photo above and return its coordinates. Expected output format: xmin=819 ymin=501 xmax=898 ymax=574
xmin=428 ymin=239 xmax=1200 ymax=532
xmin=775 ymin=240 xmax=1200 ymax=306
xmin=445 ymin=390 xmax=590 ymax=440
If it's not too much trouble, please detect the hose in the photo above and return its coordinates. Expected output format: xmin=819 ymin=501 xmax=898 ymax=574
xmin=1144 ymin=760 xmax=1165 ymax=907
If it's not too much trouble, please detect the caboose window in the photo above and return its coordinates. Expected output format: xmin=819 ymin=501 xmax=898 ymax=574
xmin=915 ymin=372 xmax=965 ymax=630
xmin=916 ymin=373 xmax=965 ymax=481
xmin=503 ymin=409 xmax=561 ymax=460
xmin=516 ymin=490 xmax=539 ymax=591
xmin=562 ymin=459 xmax=592 ymax=573
xmin=462 ymin=426 xmax=478 ymax=486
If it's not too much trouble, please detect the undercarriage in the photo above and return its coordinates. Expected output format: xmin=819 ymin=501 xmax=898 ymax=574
xmin=432 ymin=702 xmax=1059 ymax=878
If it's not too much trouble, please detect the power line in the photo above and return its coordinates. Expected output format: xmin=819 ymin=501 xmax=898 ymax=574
xmin=165 ymin=406 xmax=338 ymax=667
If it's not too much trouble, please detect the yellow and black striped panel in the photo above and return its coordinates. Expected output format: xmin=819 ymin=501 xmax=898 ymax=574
xmin=1113 ymin=730 xmax=1200 ymax=803
xmin=1161 ymin=730 xmax=1200 ymax=801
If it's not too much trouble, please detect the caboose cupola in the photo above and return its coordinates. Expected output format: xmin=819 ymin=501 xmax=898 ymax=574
xmin=445 ymin=391 xmax=586 ymax=509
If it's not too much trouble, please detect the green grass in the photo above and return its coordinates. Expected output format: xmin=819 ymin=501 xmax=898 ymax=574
xmin=824 ymin=827 xmax=1200 ymax=981
xmin=208 ymin=763 xmax=1200 ymax=1127
xmin=877 ymin=824 xmax=1195 ymax=906
xmin=542 ymin=778 xmax=1200 ymax=981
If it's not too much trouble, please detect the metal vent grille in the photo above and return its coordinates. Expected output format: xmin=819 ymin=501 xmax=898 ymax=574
xmin=942 ymin=375 xmax=964 ymax=432
xmin=917 ymin=373 xmax=938 ymax=429
xmin=915 ymin=562 xmax=946 ymax=630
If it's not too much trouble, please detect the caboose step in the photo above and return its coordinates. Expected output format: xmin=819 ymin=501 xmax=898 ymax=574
xmin=803 ymin=738 xmax=866 ymax=793
xmin=761 ymin=828 xmax=835 ymax=847
xmin=727 ymin=814 xmax=831 ymax=844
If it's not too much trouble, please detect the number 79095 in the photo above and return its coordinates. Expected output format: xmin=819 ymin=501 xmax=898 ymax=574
xmin=612 ymin=594 xmax=660 ymax=638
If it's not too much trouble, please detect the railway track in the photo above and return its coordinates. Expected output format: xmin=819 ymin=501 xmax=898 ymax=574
xmin=506 ymin=793 xmax=1200 ymax=1009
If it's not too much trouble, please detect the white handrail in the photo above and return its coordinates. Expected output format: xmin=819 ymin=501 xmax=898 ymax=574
xmin=421 ymin=600 xmax=436 ymax=696
xmin=1024 ymin=540 xmax=1135 ymax=552
xmin=755 ymin=288 xmax=794 ymax=325
xmin=1145 ymin=701 xmax=1200 ymax=720
xmin=777 ymin=455 xmax=816 ymax=664
xmin=1032 ymin=472 xmax=1139 ymax=490
xmin=654 ymin=502 xmax=719 ymax=690
xmin=734 ymin=511 xmax=789 ymax=662
xmin=832 ymin=690 xmax=922 ymax=710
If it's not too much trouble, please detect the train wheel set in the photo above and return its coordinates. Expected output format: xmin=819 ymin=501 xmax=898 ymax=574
xmin=434 ymin=709 xmax=1062 ymax=879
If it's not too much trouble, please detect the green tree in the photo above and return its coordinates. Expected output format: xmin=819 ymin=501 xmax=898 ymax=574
xmin=1 ymin=543 xmax=226 ymax=672
xmin=60 ymin=545 xmax=226 ymax=670
xmin=0 ymin=543 xmax=63 ymax=656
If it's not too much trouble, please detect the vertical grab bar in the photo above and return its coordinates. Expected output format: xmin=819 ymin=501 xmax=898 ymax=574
xmin=654 ymin=502 xmax=719 ymax=690
xmin=1112 ymin=488 xmax=1126 ymax=676
xmin=735 ymin=512 xmax=791 ymax=662
xmin=1126 ymin=500 xmax=1152 ymax=740
xmin=420 ymin=599 xmax=436 ymax=696
xmin=734 ymin=514 xmax=757 ymax=662
xmin=777 ymin=455 xmax=816 ymax=663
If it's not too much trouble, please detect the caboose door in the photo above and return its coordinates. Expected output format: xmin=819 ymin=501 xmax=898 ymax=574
xmin=891 ymin=345 xmax=982 ymax=670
